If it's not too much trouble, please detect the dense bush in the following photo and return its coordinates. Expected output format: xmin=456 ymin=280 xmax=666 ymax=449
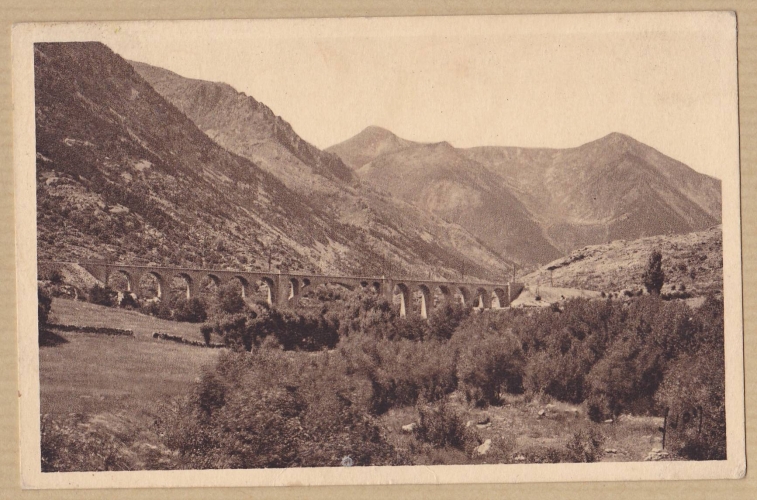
xmin=339 ymin=335 xmax=458 ymax=414
xmin=654 ymin=294 xmax=725 ymax=460
xmin=38 ymin=286 xmax=52 ymax=328
xmin=118 ymin=291 xmax=138 ymax=309
xmin=216 ymin=282 xmax=246 ymax=315
xmin=200 ymin=324 xmax=213 ymax=346
xmin=564 ymin=427 xmax=605 ymax=462
xmin=140 ymin=300 xmax=173 ymax=320
xmin=336 ymin=292 xmax=401 ymax=339
xmin=88 ymin=284 xmax=115 ymax=306
xmin=173 ymin=297 xmax=208 ymax=323
xmin=585 ymin=296 xmax=702 ymax=421
xmin=210 ymin=306 xmax=339 ymax=352
xmin=426 ymin=302 xmax=472 ymax=340
xmin=162 ymin=350 xmax=404 ymax=468
xmin=414 ymin=400 xmax=477 ymax=451
xmin=250 ymin=308 xmax=339 ymax=351
xmin=516 ymin=299 xmax=621 ymax=403
xmin=454 ymin=326 xmax=525 ymax=406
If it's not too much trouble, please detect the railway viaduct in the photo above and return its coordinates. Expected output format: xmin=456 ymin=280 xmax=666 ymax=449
xmin=38 ymin=261 xmax=524 ymax=318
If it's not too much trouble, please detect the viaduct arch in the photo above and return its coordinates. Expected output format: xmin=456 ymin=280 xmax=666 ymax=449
xmin=38 ymin=261 xmax=524 ymax=318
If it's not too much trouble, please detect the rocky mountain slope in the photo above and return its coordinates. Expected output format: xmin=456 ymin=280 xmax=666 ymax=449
xmin=328 ymin=127 xmax=721 ymax=261
xmin=355 ymin=140 xmax=563 ymax=265
xmin=463 ymin=133 xmax=721 ymax=252
xmin=130 ymin=59 xmax=513 ymax=278
xmin=521 ymin=225 xmax=723 ymax=297
xmin=35 ymin=42 xmax=510 ymax=280
xmin=129 ymin=61 xmax=354 ymax=197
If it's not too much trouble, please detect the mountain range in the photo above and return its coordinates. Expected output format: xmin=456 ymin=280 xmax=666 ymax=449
xmin=328 ymin=126 xmax=721 ymax=259
xmin=34 ymin=41 xmax=722 ymax=284
xmin=35 ymin=42 xmax=510 ymax=281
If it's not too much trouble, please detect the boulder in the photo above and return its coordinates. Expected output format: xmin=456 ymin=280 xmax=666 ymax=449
xmin=401 ymin=423 xmax=417 ymax=433
xmin=476 ymin=439 xmax=492 ymax=455
xmin=644 ymin=450 xmax=671 ymax=461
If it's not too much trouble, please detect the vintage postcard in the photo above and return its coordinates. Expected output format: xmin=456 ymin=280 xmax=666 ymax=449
xmin=12 ymin=12 xmax=744 ymax=488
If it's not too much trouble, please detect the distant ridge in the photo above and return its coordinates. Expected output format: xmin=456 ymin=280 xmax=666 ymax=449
xmin=328 ymin=127 xmax=721 ymax=258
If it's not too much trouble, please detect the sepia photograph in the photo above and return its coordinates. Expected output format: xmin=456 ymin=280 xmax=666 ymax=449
xmin=11 ymin=12 xmax=744 ymax=488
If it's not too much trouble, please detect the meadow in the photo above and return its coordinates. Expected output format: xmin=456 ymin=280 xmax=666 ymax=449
xmin=40 ymin=299 xmax=218 ymax=471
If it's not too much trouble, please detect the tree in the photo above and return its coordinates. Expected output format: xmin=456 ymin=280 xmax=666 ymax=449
xmin=174 ymin=297 xmax=208 ymax=323
xmin=642 ymin=249 xmax=665 ymax=295
xmin=216 ymin=283 xmax=246 ymax=314
xmin=38 ymin=287 xmax=52 ymax=328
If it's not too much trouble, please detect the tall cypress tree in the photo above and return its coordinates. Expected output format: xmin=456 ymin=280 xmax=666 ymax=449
xmin=642 ymin=249 xmax=665 ymax=294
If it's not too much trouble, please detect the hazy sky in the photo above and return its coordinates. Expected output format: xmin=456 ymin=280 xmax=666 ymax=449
xmin=92 ymin=13 xmax=737 ymax=179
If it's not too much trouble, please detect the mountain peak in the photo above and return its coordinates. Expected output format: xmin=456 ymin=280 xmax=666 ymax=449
xmin=592 ymin=132 xmax=642 ymax=150
xmin=360 ymin=125 xmax=397 ymax=137
xmin=327 ymin=126 xmax=420 ymax=170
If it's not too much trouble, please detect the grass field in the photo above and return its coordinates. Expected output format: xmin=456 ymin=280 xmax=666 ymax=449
xmin=41 ymin=298 xmax=218 ymax=417
xmin=49 ymin=297 xmax=209 ymax=343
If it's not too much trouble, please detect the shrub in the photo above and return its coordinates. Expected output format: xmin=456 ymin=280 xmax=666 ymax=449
xmin=140 ymin=300 xmax=161 ymax=317
xmin=215 ymin=313 xmax=254 ymax=351
xmin=564 ymin=427 xmax=604 ymax=462
xmin=200 ymin=324 xmax=213 ymax=346
xmin=216 ymin=282 xmax=246 ymax=315
xmin=518 ymin=299 xmax=620 ymax=403
xmin=251 ymin=308 xmax=340 ymax=351
xmin=426 ymin=302 xmax=471 ymax=340
xmin=655 ymin=352 xmax=725 ymax=460
xmin=339 ymin=335 xmax=457 ymax=414
xmin=456 ymin=331 xmax=525 ymax=406
xmin=48 ymin=268 xmax=63 ymax=285
xmin=41 ymin=414 xmax=139 ymax=472
xmin=88 ymin=284 xmax=115 ymax=307
xmin=162 ymin=350 xmax=402 ymax=468
xmin=337 ymin=292 xmax=398 ymax=339
xmin=585 ymin=298 xmax=681 ymax=420
xmin=38 ymin=286 xmax=52 ymax=328
xmin=393 ymin=316 xmax=430 ymax=341
xmin=414 ymin=400 xmax=476 ymax=451
xmin=518 ymin=444 xmax=570 ymax=463
xmin=174 ymin=297 xmax=208 ymax=323
xmin=654 ymin=295 xmax=725 ymax=460
xmin=118 ymin=292 xmax=138 ymax=309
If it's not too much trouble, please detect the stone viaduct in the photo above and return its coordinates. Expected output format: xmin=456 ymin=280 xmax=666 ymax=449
xmin=39 ymin=261 xmax=524 ymax=318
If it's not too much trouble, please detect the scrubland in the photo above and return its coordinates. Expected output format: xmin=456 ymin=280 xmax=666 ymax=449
xmin=38 ymin=280 xmax=724 ymax=471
